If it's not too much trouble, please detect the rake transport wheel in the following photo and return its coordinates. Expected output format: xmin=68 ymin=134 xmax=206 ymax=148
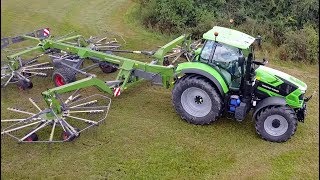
xmin=52 ymin=67 xmax=76 ymax=87
xmin=255 ymin=105 xmax=298 ymax=142
xmin=17 ymin=79 xmax=33 ymax=90
xmin=172 ymin=75 xmax=223 ymax=125
xmin=98 ymin=62 xmax=118 ymax=74
xmin=1 ymin=93 xmax=111 ymax=143
xmin=61 ymin=128 xmax=80 ymax=141
xmin=24 ymin=133 xmax=38 ymax=142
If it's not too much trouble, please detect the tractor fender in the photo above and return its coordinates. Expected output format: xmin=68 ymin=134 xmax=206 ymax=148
xmin=180 ymin=69 xmax=224 ymax=96
xmin=175 ymin=62 xmax=229 ymax=96
xmin=252 ymin=96 xmax=287 ymax=119
xmin=175 ymin=68 xmax=227 ymax=97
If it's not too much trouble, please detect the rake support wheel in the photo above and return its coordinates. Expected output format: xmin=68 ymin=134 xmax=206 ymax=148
xmin=99 ymin=62 xmax=118 ymax=74
xmin=52 ymin=67 xmax=76 ymax=87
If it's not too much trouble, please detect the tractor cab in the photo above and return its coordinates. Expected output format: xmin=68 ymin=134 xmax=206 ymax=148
xmin=196 ymin=26 xmax=256 ymax=91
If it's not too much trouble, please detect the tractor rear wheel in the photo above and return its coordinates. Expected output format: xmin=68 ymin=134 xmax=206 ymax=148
xmin=172 ymin=75 xmax=223 ymax=125
xmin=255 ymin=105 xmax=297 ymax=142
xmin=52 ymin=67 xmax=76 ymax=87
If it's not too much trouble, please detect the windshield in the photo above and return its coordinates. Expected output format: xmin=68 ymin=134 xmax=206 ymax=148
xmin=213 ymin=43 xmax=242 ymax=63
xmin=200 ymin=40 xmax=242 ymax=63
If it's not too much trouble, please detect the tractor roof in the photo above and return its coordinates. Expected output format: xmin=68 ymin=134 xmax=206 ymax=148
xmin=203 ymin=26 xmax=256 ymax=49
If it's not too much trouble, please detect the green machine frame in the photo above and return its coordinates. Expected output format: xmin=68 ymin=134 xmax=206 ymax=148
xmin=5 ymin=33 xmax=190 ymax=115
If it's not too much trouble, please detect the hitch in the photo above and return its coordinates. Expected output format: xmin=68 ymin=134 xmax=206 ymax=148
xmin=304 ymin=91 xmax=316 ymax=102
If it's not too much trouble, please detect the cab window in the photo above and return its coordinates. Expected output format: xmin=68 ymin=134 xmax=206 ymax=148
xmin=200 ymin=40 xmax=215 ymax=61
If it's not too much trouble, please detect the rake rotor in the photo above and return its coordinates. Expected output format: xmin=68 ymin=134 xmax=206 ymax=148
xmin=1 ymin=55 xmax=54 ymax=89
xmin=1 ymin=91 xmax=111 ymax=143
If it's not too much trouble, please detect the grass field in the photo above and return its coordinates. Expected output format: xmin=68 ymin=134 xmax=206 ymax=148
xmin=1 ymin=0 xmax=319 ymax=179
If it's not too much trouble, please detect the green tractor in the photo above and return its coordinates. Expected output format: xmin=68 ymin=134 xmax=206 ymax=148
xmin=173 ymin=26 xmax=311 ymax=142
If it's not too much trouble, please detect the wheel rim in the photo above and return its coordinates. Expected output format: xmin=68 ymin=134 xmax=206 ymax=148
xmin=62 ymin=132 xmax=69 ymax=141
xmin=181 ymin=87 xmax=212 ymax=117
xmin=54 ymin=74 xmax=65 ymax=86
xmin=264 ymin=115 xmax=289 ymax=136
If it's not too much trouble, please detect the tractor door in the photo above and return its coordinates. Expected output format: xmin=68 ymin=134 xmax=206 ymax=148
xmin=211 ymin=43 xmax=244 ymax=90
xmin=199 ymin=40 xmax=244 ymax=91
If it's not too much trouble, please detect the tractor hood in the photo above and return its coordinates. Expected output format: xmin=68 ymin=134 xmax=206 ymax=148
xmin=255 ymin=66 xmax=307 ymax=93
xmin=203 ymin=26 xmax=256 ymax=49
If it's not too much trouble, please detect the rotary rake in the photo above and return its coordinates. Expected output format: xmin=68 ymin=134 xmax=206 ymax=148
xmin=1 ymin=28 xmax=197 ymax=143
xmin=1 ymin=28 xmax=54 ymax=89
xmin=1 ymin=28 xmax=126 ymax=90
xmin=1 ymin=92 xmax=111 ymax=142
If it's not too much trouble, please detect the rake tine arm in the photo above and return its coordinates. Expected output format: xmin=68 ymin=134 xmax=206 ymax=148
xmin=28 ymin=98 xmax=42 ymax=112
xmin=7 ymin=46 xmax=44 ymax=61
xmin=42 ymin=76 xmax=113 ymax=114
xmin=64 ymin=115 xmax=98 ymax=125
xmin=1 ymin=120 xmax=43 ymax=135
xmin=49 ymin=121 xmax=57 ymax=142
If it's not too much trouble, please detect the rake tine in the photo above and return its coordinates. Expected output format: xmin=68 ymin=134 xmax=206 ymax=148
xmin=49 ymin=121 xmax=57 ymax=142
xmin=22 ymin=71 xmax=47 ymax=77
xmin=1 ymin=74 xmax=10 ymax=79
xmin=67 ymin=105 xmax=109 ymax=110
xmin=23 ymin=67 xmax=54 ymax=71
xmin=1 ymin=118 xmax=41 ymax=122
xmin=95 ymin=37 xmax=108 ymax=43
xmin=69 ymin=100 xmax=98 ymax=108
xmin=68 ymin=110 xmax=104 ymax=114
xmin=1 ymin=119 xmax=27 ymax=122
xmin=64 ymin=89 xmax=80 ymax=104
xmin=7 ymin=107 xmax=36 ymax=116
xmin=1 ymin=120 xmax=43 ymax=135
xmin=2 ymin=73 xmax=14 ymax=87
xmin=70 ymin=94 xmax=82 ymax=103
xmin=23 ymin=62 xmax=50 ymax=68
xmin=29 ymin=98 xmax=42 ymax=112
xmin=64 ymin=115 xmax=98 ymax=125
xmin=164 ymin=51 xmax=182 ymax=58
xmin=171 ymin=52 xmax=184 ymax=64
xmin=24 ymin=59 xmax=38 ymax=66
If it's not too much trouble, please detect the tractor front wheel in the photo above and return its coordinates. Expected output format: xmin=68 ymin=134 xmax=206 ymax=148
xmin=172 ymin=75 xmax=223 ymax=125
xmin=255 ymin=105 xmax=297 ymax=142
